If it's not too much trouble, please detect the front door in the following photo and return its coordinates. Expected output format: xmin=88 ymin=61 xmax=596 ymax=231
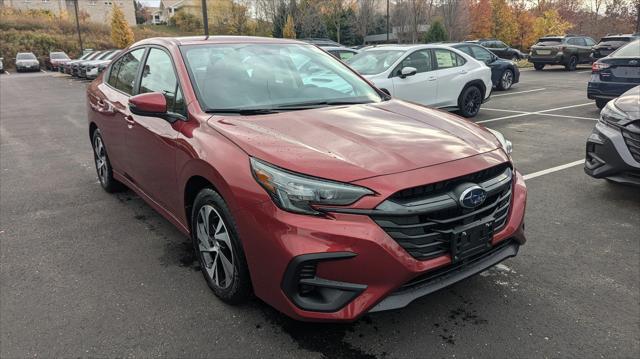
xmin=126 ymin=47 xmax=185 ymax=213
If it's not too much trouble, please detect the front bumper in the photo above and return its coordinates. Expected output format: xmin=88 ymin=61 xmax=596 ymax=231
xmin=585 ymin=121 xmax=640 ymax=185
xmin=237 ymin=156 xmax=527 ymax=322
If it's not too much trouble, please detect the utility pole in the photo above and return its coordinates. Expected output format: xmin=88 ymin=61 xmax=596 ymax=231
xmin=202 ymin=0 xmax=209 ymax=37
xmin=73 ymin=0 xmax=83 ymax=54
xmin=386 ymin=0 xmax=390 ymax=43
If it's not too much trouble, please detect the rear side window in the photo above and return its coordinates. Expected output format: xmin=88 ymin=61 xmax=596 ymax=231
xmin=434 ymin=49 xmax=465 ymax=69
xmin=108 ymin=48 xmax=145 ymax=95
xmin=470 ymin=46 xmax=494 ymax=62
xmin=139 ymin=48 xmax=186 ymax=116
xmin=585 ymin=38 xmax=595 ymax=46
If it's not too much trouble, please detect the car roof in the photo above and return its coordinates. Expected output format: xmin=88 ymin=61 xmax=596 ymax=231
xmin=361 ymin=44 xmax=456 ymax=52
xmin=132 ymin=36 xmax=305 ymax=48
xmin=322 ymin=46 xmax=358 ymax=52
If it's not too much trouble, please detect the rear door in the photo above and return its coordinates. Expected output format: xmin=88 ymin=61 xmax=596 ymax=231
xmin=390 ymin=49 xmax=437 ymax=105
xmin=125 ymin=47 xmax=185 ymax=212
xmin=432 ymin=48 xmax=468 ymax=107
xmin=93 ymin=48 xmax=146 ymax=173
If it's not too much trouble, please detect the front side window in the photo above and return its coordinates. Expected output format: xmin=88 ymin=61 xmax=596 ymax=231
xmin=585 ymin=37 xmax=595 ymax=46
xmin=347 ymin=49 xmax=406 ymax=75
xmin=434 ymin=49 xmax=465 ymax=69
xmin=109 ymin=48 xmax=145 ymax=95
xmin=395 ymin=49 xmax=432 ymax=76
xmin=182 ymin=43 xmax=383 ymax=111
xmin=496 ymin=41 xmax=507 ymax=48
xmin=140 ymin=48 xmax=184 ymax=115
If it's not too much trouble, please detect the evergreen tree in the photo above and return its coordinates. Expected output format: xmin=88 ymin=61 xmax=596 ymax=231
xmin=283 ymin=14 xmax=296 ymax=38
xmin=424 ymin=20 xmax=448 ymax=43
xmin=111 ymin=3 xmax=134 ymax=48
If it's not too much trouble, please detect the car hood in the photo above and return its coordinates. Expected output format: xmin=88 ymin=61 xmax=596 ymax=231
xmin=207 ymin=100 xmax=501 ymax=182
xmin=616 ymin=86 xmax=640 ymax=120
xmin=51 ymin=59 xmax=70 ymax=63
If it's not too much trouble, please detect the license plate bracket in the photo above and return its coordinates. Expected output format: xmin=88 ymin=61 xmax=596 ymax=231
xmin=449 ymin=220 xmax=494 ymax=263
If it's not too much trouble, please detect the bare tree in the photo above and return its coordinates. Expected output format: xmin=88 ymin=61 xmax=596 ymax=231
xmin=356 ymin=0 xmax=376 ymax=44
xmin=323 ymin=0 xmax=356 ymax=44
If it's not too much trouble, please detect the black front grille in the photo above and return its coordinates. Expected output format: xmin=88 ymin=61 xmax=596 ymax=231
xmin=391 ymin=163 xmax=510 ymax=204
xmin=622 ymin=127 xmax=640 ymax=162
xmin=370 ymin=164 xmax=513 ymax=261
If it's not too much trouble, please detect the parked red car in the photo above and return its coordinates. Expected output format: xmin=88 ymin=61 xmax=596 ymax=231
xmin=87 ymin=36 xmax=527 ymax=322
xmin=45 ymin=51 xmax=70 ymax=71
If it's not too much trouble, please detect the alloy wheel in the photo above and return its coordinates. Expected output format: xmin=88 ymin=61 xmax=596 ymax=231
xmin=196 ymin=205 xmax=235 ymax=289
xmin=501 ymin=70 xmax=513 ymax=90
xmin=93 ymin=135 xmax=108 ymax=185
xmin=464 ymin=88 xmax=481 ymax=116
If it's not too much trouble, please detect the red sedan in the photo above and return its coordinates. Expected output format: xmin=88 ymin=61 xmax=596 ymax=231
xmin=87 ymin=36 xmax=527 ymax=322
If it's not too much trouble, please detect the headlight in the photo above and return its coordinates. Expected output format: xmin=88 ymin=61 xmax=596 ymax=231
xmin=487 ymin=129 xmax=513 ymax=155
xmin=600 ymin=101 xmax=630 ymax=126
xmin=250 ymin=158 xmax=373 ymax=215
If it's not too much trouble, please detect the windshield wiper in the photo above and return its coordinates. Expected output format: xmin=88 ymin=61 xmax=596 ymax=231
xmin=205 ymin=108 xmax=280 ymax=115
xmin=274 ymin=100 xmax=374 ymax=109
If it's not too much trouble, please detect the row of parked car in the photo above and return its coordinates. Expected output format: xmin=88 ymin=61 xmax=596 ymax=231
xmin=529 ymin=33 xmax=639 ymax=71
xmin=2 ymin=49 xmax=121 ymax=80
xmin=306 ymin=38 xmax=522 ymax=118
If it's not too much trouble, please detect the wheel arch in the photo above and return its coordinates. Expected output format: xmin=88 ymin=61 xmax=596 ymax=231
xmin=460 ymin=79 xmax=486 ymax=100
xmin=89 ymin=122 xmax=98 ymax=141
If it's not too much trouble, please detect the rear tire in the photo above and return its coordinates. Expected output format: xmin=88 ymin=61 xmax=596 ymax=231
xmin=534 ymin=63 xmax=544 ymax=71
xmin=457 ymin=85 xmax=483 ymax=118
xmin=565 ymin=56 xmax=578 ymax=71
xmin=595 ymin=98 xmax=609 ymax=109
xmin=191 ymin=188 xmax=252 ymax=304
xmin=92 ymin=129 xmax=124 ymax=193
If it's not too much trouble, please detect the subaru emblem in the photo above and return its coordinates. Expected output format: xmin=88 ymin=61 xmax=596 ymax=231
xmin=459 ymin=185 xmax=487 ymax=209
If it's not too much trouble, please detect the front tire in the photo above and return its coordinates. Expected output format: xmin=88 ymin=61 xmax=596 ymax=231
xmin=457 ymin=85 xmax=483 ymax=118
xmin=92 ymin=129 xmax=124 ymax=193
xmin=191 ymin=188 xmax=251 ymax=304
xmin=497 ymin=69 xmax=514 ymax=90
xmin=534 ymin=63 xmax=544 ymax=71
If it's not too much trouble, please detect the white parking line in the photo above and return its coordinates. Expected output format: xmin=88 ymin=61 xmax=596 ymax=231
xmin=523 ymin=160 xmax=585 ymax=180
xmin=576 ymin=70 xmax=592 ymax=74
xmin=492 ymin=88 xmax=546 ymax=97
xmin=478 ymin=103 xmax=596 ymax=123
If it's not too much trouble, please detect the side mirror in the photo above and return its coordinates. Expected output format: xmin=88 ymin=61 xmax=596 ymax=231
xmin=400 ymin=66 xmax=417 ymax=78
xmin=129 ymin=92 xmax=169 ymax=117
xmin=379 ymin=88 xmax=391 ymax=96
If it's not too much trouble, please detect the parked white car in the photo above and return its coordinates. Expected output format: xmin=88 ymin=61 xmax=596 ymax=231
xmin=347 ymin=44 xmax=492 ymax=117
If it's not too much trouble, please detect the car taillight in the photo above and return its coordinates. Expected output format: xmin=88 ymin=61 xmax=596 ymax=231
xmin=592 ymin=62 xmax=611 ymax=73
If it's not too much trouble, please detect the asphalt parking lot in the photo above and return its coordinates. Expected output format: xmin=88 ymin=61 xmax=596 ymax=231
xmin=1 ymin=66 xmax=639 ymax=358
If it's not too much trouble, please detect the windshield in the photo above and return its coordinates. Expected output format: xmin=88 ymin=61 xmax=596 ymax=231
xmin=17 ymin=53 xmax=36 ymax=60
xmin=536 ymin=38 xmax=563 ymax=46
xmin=181 ymin=43 xmax=382 ymax=112
xmin=612 ymin=40 xmax=640 ymax=57
xmin=51 ymin=52 xmax=69 ymax=59
xmin=347 ymin=50 xmax=405 ymax=75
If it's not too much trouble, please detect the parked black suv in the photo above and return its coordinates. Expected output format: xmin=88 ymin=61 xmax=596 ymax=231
xmin=466 ymin=39 xmax=526 ymax=60
xmin=591 ymin=34 xmax=640 ymax=59
xmin=529 ymin=35 xmax=596 ymax=71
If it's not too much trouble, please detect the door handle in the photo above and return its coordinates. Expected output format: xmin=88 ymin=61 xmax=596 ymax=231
xmin=458 ymin=70 xmax=468 ymax=74
xmin=428 ymin=76 xmax=437 ymax=81
xmin=124 ymin=115 xmax=135 ymax=125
